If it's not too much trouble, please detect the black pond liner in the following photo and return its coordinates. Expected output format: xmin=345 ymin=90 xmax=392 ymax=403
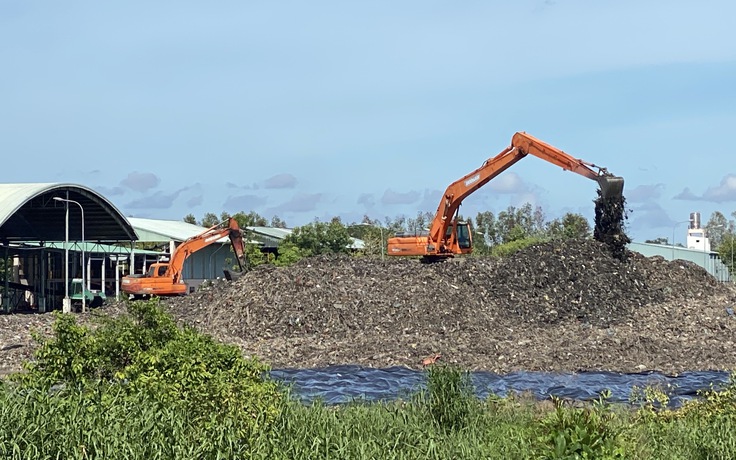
xmin=269 ymin=366 xmax=731 ymax=408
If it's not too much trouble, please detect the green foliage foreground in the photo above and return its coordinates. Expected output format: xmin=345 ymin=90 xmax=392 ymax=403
xmin=2 ymin=302 xmax=736 ymax=459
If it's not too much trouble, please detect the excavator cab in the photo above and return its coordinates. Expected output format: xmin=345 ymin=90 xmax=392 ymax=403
xmin=443 ymin=220 xmax=472 ymax=254
xmin=455 ymin=221 xmax=472 ymax=250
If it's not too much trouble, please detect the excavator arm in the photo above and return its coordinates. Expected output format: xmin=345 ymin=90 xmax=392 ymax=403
xmin=168 ymin=217 xmax=246 ymax=283
xmin=388 ymin=132 xmax=624 ymax=258
xmin=121 ymin=217 xmax=247 ymax=297
xmin=510 ymin=132 xmax=624 ymax=198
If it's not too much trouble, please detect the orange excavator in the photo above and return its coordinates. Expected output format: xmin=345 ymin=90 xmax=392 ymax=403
xmin=387 ymin=132 xmax=624 ymax=259
xmin=121 ymin=217 xmax=247 ymax=297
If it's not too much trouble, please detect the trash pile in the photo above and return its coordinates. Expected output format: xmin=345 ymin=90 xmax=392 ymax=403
xmin=162 ymin=240 xmax=736 ymax=374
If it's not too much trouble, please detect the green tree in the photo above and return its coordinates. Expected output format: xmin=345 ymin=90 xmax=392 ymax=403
xmin=506 ymin=224 xmax=528 ymax=243
xmin=645 ymin=237 xmax=669 ymax=245
xmin=474 ymin=211 xmax=500 ymax=249
xmin=547 ymin=213 xmax=592 ymax=240
xmin=495 ymin=205 xmax=542 ymax=243
xmin=219 ymin=211 xmax=268 ymax=228
xmin=284 ymin=219 xmax=352 ymax=256
xmin=183 ymin=214 xmax=197 ymax=224
xmin=274 ymin=241 xmax=308 ymax=266
xmin=717 ymin=233 xmax=736 ymax=275
xmin=200 ymin=212 xmax=219 ymax=228
xmin=706 ymin=211 xmax=729 ymax=248
xmin=347 ymin=222 xmax=384 ymax=258
xmin=270 ymin=215 xmax=287 ymax=228
xmin=407 ymin=211 xmax=433 ymax=235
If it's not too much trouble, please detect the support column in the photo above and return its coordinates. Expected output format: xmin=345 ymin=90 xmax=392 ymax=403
xmin=101 ymin=256 xmax=106 ymax=297
xmin=39 ymin=249 xmax=46 ymax=313
xmin=3 ymin=244 xmax=9 ymax=313
xmin=87 ymin=255 xmax=92 ymax=291
xmin=115 ymin=258 xmax=121 ymax=301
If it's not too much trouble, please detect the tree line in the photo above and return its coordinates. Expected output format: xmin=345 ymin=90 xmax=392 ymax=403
xmin=183 ymin=204 xmax=594 ymax=266
xmin=184 ymin=206 xmax=736 ymax=276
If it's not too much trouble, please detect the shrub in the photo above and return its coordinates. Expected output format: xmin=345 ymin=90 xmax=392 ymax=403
xmin=491 ymin=237 xmax=546 ymax=258
xmin=13 ymin=298 xmax=285 ymax=438
xmin=538 ymin=391 xmax=626 ymax=459
xmin=421 ymin=365 xmax=476 ymax=431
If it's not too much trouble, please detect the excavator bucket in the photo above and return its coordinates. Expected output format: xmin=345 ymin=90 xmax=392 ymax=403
xmin=223 ymin=269 xmax=243 ymax=281
xmin=597 ymin=175 xmax=624 ymax=200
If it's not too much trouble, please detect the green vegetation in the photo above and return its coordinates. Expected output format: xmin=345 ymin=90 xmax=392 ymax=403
xmin=283 ymin=218 xmax=353 ymax=257
xmin=488 ymin=236 xmax=547 ymax=259
xmin=182 ymin=204 xmax=597 ymax=266
xmin=2 ymin=302 xmax=736 ymax=458
xmin=4 ymin=299 xmax=284 ymax=458
xmin=180 ymin=206 xmax=736 ymax=278
xmin=717 ymin=233 xmax=735 ymax=275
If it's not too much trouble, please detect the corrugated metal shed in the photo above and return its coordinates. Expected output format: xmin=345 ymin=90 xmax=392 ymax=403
xmin=129 ymin=217 xmax=260 ymax=245
xmin=0 ymin=183 xmax=136 ymax=242
xmin=128 ymin=217 xmax=213 ymax=243
xmin=629 ymin=242 xmax=731 ymax=282
xmin=247 ymin=226 xmax=292 ymax=249
xmin=13 ymin=241 xmax=160 ymax=256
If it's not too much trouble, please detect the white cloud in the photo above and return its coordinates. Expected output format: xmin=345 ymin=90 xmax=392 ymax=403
xmin=120 ymin=172 xmax=160 ymax=193
xmin=486 ymin=172 xmax=529 ymax=194
xmin=673 ymin=175 xmax=736 ymax=203
xmin=264 ymin=173 xmax=298 ymax=189
xmin=381 ymin=189 xmax=420 ymax=205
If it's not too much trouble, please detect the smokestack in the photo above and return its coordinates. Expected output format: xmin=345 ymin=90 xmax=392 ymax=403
xmin=690 ymin=212 xmax=700 ymax=229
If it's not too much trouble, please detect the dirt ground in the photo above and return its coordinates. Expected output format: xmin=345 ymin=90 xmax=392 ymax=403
xmin=2 ymin=239 xmax=736 ymax=377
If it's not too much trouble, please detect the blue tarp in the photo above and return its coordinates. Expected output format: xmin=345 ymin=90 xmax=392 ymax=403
xmin=270 ymin=366 xmax=731 ymax=407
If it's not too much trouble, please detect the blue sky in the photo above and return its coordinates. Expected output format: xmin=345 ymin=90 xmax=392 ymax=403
xmin=2 ymin=1 xmax=735 ymax=244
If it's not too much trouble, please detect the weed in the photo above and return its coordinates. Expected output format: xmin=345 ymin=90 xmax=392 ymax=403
xmin=538 ymin=391 xmax=626 ymax=459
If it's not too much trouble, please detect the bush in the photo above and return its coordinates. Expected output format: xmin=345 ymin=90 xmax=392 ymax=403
xmin=634 ymin=377 xmax=736 ymax=458
xmin=14 ymin=299 xmax=285 ymax=438
xmin=491 ymin=237 xmax=546 ymax=258
xmin=539 ymin=391 xmax=626 ymax=459
xmin=274 ymin=241 xmax=310 ymax=266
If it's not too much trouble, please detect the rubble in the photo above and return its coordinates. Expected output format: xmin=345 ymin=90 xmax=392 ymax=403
xmin=161 ymin=239 xmax=736 ymax=374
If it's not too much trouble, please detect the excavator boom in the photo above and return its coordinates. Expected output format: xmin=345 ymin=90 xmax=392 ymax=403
xmin=387 ymin=132 xmax=623 ymax=258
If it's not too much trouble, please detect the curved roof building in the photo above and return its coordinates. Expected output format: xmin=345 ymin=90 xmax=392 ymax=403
xmin=0 ymin=183 xmax=137 ymax=243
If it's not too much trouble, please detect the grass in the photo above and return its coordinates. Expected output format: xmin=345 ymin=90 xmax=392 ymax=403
xmin=3 ymin=301 xmax=736 ymax=459
xmin=5 ymin=370 xmax=736 ymax=459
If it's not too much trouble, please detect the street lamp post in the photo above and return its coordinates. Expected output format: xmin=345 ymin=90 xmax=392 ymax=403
xmin=377 ymin=226 xmax=384 ymax=262
xmin=356 ymin=223 xmax=385 ymax=261
xmin=724 ymin=225 xmax=735 ymax=283
xmin=54 ymin=197 xmax=85 ymax=312
xmin=671 ymin=220 xmax=692 ymax=260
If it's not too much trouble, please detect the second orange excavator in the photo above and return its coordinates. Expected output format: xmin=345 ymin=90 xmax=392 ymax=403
xmin=386 ymin=132 xmax=624 ymax=259
xmin=121 ymin=217 xmax=247 ymax=297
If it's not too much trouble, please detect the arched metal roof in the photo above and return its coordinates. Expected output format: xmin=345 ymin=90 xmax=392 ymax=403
xmin=0 ymin=183 xmax=137 ymax=243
